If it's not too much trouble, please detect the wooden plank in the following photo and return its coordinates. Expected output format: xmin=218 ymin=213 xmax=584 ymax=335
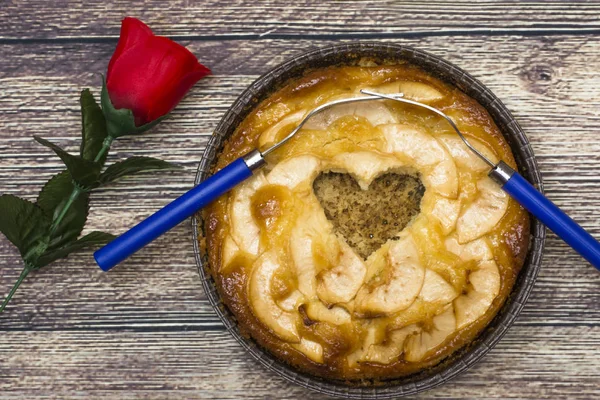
xmin=0 ymin=36 xmax=599 ymax=332
xmin=2 ymin=1 xmax=600 ymax=40
xmin=1 ymin=25 xmax=600 ymax=398
xmin=0 ymin=234 xmax=598 ymax=331
xmin=1 ymin=0 xmax=598 ymax=397
xmin=0 ymin=327 xmax=598 ymax=399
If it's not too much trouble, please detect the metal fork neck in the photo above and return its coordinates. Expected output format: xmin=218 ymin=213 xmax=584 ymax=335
xmin=242 ymin=149 xmax=266 ymax=171
xmin=488 ymin=160 xmax=516 ymax=185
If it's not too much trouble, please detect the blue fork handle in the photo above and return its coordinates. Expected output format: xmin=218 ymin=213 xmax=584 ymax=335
xmin=96 ymin=152 xmax=600 ymax=271
xmin=492 ymin=162 xmax=600 ymax=270
xmin=94 ymin=157 xmax=255 ymax=271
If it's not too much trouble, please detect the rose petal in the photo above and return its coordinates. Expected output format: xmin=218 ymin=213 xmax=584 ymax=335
xmin=106 ymin=18 xmax=211 ymax=126
xmin=145 ymin=44 xmax=211 ymax=122
xmin=107 ymin=17 xmax=153 ymax=80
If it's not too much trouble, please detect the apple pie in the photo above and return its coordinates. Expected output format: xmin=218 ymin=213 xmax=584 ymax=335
xmin=201 ymin=61 xmax=529 ymax=381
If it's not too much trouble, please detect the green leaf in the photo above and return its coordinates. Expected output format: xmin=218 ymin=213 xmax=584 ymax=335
xmin=99 ymin=156 xmax=181 ymax=185
xmin=80 ymin=89 xmax=109 ymax=165
xmin=36 ymin=170 xmax=89 ymax=251
xmin=100 ymin=76 xmax=164 ymax=138
xmin=35 ymin=231 xmax=116 ymax=268
xmin=34 ymin=136 xmax=102 ymax=189
xmin=0 ymin=194 xmax=50 ymax=263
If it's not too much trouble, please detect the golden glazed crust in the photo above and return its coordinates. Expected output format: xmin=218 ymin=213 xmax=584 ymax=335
xmin=201 ymin=63 xmax=530 ymax=382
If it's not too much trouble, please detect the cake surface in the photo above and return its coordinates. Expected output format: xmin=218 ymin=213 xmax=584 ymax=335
xmin=202 ymin=62 xmax=530 ymax=382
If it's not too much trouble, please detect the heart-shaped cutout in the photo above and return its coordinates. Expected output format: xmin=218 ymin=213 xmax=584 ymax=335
xmin=313 ymin=172 xmax=425 ymax=259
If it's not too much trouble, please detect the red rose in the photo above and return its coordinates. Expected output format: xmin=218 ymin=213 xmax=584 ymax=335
xmin=106 ymin=17 xmax=210 ymax=126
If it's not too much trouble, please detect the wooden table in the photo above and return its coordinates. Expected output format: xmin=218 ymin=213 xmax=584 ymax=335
xmin=1 ymin=1 xmax=599 ymax=398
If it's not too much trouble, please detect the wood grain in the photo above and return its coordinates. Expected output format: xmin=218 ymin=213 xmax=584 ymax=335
xmin=2 ymin=1 xmax=600 ymax=40
xmin=0 ymin=328 xmax=598 ymax=399
xmin=1 ymin=2 xmax=600 ymax=398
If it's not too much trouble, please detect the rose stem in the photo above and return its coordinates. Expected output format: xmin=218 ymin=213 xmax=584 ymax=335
xmin=0 ymin=268 xmax=29 ymax=313
xmin=93 ymin=136 xmax=114 ymax=163
xmin=49 ymin=136 xmax=114 ymax=236
xmin=1 ymin=136 xmax=116 ymax=313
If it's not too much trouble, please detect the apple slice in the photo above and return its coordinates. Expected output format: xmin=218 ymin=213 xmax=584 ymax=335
xmin=355 ymin=233 xmax=425 ymax=315
xmin=317 ymin=239 xmax=367 ymax=304
xmin=248 ymin=252 xmax=300 ymax=343
xmin=404 ymin=305 xmax=456 ymax=362
xmin=456 ymin=177 xmax=508 ymax=243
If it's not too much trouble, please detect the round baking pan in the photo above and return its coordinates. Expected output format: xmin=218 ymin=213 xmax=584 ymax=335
xmin=192 ymin=43 xmax=546 ymax=398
